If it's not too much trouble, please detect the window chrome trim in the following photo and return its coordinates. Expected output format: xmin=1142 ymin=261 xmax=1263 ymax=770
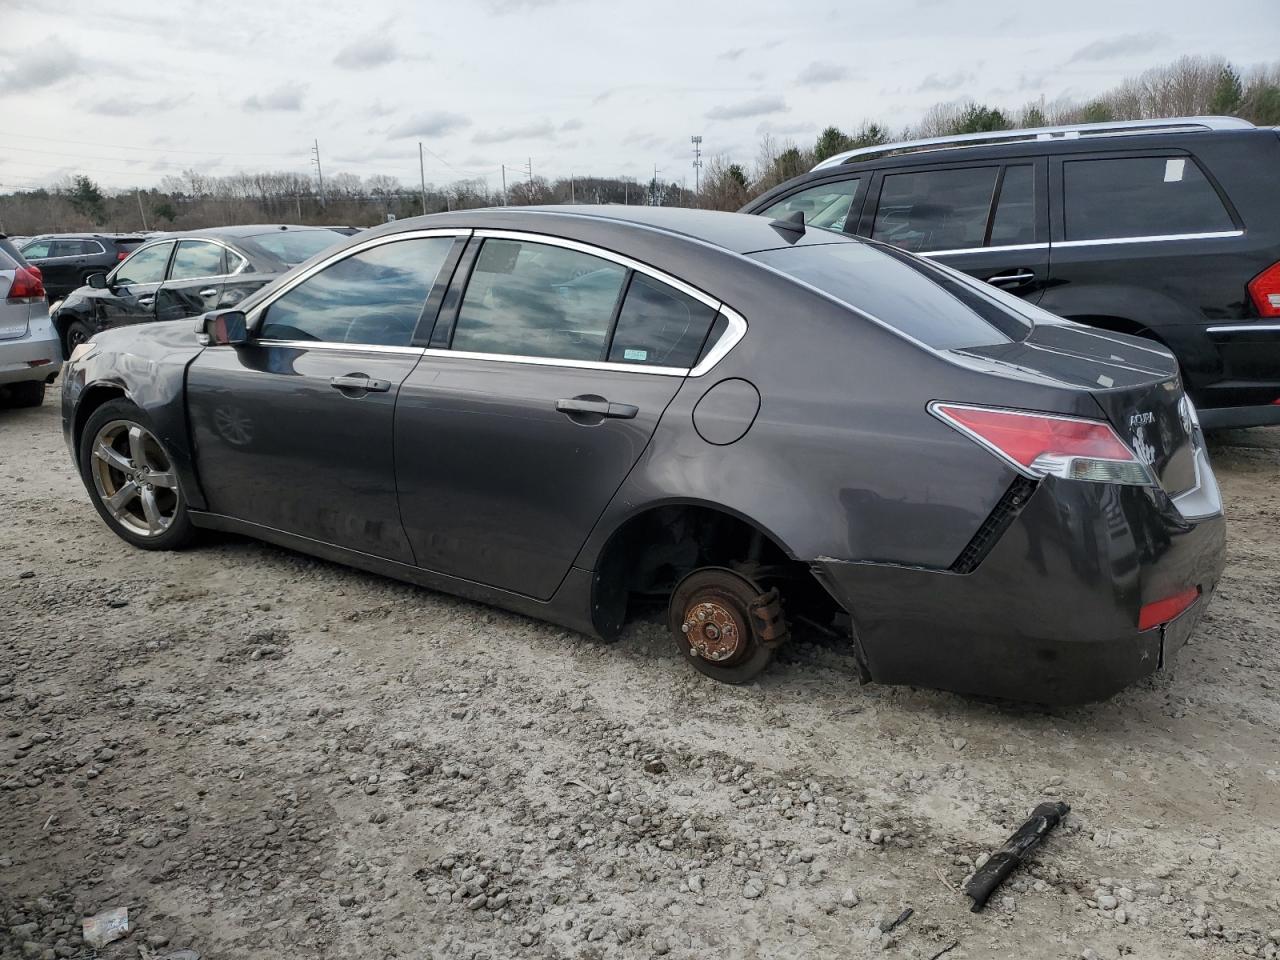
xmin=244 ymin=228 xmax=474 ymax=327
xmin=920 ymin=242 xmax=1049 ymax=257
xmin=167 ymin=238 xmax=251 ymax=283
xmin=1205 ymin=323 xmax=1280 ymax=334
xmin=1055 ymin=230 xmax=1242 ymax=249
xmin=107 ymin=238 xmax=176 ymax=285
xmin=252 ymin=339 xmax=426 ymax=356
xmin=420 ymin=347 xmax=688 ymax=377
xmin=690 ymin=306 xmax=746 ymax=377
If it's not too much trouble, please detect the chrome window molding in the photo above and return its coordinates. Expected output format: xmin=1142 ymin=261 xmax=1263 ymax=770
xmin=420 ymin=348 xmax=688 ymax=377
xmin=1205 ymin=323 xmax=1280 ymax=334
xmin=1056 ymin=230 xmax=1242 ymax=249
xmin=167 ymin=238 xmax=251 ymax=283
xmin=252 ymin=339 xmax=426 ymax=356
xmin=107 ymin=238 xmax=175 ymax=285
xmin=28 ymin=239 xmax=107 ymax=260
xmin=920 ymin=242 xmax=1049 ymax=257
xmin=245 ymin=228 xmax=473 ymax=327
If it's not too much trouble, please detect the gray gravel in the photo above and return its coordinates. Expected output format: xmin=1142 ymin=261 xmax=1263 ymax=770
xmin=2 ymin=400 xmax=1280 ymax=959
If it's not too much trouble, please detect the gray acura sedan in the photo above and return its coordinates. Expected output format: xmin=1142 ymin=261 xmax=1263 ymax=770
xmin=60 ymin=207 xmax=1225 ymax=704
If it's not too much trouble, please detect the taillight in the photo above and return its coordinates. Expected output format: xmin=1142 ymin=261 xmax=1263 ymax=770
xmin=117 ymin=250 xmax=129 ymax=261
xmin=1138 ymin=586 xmax=1199 ymax=631
xmin=1248 ymin=261 xmax=1280 ymax=317
xmin=7 ymin=265 xmax=45 ymax=302
xmin=930 ymin=402 xmax=1154 ymax=486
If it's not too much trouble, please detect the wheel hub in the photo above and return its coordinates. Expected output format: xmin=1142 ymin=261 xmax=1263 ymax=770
xmin=681 ymin=600 xmax=743 ymax=661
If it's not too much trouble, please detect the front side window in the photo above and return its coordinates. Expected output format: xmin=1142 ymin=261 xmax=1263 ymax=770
xmin=169 ymin=240 xmax=226 ymax=280
xmin=113 ymin=242 xmax=174 ymax=285
xmin=20 ymin=240 xmax=52 ymax=259
xmin=451 ymin=239 xmax=627 ymax=361
xmin=259 ymin=236 xmax=453 ymax=347
xmin=1063 ymin=156 xmax=1234 ymax=241
xmin=760 ymin=178 xmax=862 ymax=232
xmin=872 ymin=167 xmax=999 ymax=253
xmin=608 ymin=274 xmax=718 ymax=368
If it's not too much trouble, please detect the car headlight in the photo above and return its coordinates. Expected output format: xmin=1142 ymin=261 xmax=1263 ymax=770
xmin=69 ymin=341 xmax=97 ymax=363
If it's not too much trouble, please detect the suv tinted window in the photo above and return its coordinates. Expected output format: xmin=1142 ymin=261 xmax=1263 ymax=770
xmin=608 ymin=274 xmax=717 ymax=368
xmin=170 ymin=240 xmax=226 ymax=280
xmin=260 ymin=237 xmax=453 ymax=346
xmin=760 ymin=179 xmax=862 ymax=231
xmin=114 ymin=242 xmax=174 ymax=285
xmin=452 ymin=239 xmax=627 ymax=361
xmin=872 ymin=167 xmax=998 ymax=253
xmin=750 ymin=241 xmax=1027 ymax=349
xmin=988 ymin=165 xmax=1035 ymax=246
xmin=20 ymin=240 xmax=52 ymax=259
xmin=1063 ymin=156 xmax=1233 ymax=241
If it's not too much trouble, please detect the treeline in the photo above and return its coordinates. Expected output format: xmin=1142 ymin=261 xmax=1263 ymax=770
xmin=1 ymin=54 xmax=1277 ymax=235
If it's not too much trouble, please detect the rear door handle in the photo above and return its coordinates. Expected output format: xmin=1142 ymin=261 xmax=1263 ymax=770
xmin=331 ymin=375 xmax=392 ymax=393
xmin=556 ymin=397 xmax=639 ymax=419
xmin=985 ymin=270 xmax=1037 ymax=287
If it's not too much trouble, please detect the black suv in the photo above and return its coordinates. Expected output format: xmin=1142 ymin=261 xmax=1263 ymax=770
xmin=19 ymin=234 xmax=149 ymax=302
xmin=744 ymin=117 xmax=1280 ymax=428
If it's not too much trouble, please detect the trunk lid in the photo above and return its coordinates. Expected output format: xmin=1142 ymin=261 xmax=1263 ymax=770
xmin=955 ymin=321 xmax=1199 ymax=495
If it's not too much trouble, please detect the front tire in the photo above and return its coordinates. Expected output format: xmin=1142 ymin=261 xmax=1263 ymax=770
xmin=79 ymin=399 xmax=194 ymax=550
xmin=64 ymin=320 xmax=93 ymax=358
xmin=668 ymin=568 xmax=782 ymax=684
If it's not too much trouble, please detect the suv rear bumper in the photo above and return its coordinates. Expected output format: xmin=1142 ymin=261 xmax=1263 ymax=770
xmin=1197 ymin=403 xmax=1280 ymax=429
xmin=0 ymin=305 xmax=62 ymax=386
xmin=811 ymin=477 xmax=1226 ymax=705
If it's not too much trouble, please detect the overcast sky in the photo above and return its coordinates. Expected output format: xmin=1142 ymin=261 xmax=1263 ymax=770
xmin=1 ymin=0 xmax=1276 ymax=193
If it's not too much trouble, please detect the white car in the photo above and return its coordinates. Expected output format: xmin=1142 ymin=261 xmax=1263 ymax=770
xmin=0 ymin=235 xmax=62 ymax=407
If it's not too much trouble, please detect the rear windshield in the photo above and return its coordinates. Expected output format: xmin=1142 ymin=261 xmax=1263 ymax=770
xmin=749 ymin=241 xmax=1032 ymax=349
xmin=244 ymin=229 xmax=342 ymax=266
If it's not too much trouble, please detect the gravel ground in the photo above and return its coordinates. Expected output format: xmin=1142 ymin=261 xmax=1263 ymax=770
xmin=3 ymin=397 xmax=1280 ymax=960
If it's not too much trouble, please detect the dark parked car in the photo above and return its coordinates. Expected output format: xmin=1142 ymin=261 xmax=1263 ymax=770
xmin=743 ymin=116 xmax=1280 ymax=428
xmin=51 ymin=225 xmax=345 ymax=356
xmin=19 ymin=234 xmax=148 ymax=302
xmin=61 ymin=207 xmax=1224 ymax=704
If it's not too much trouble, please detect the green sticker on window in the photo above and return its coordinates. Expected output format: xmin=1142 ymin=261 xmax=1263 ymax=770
xmin=624 ymin=348 xmax=647 ymax=361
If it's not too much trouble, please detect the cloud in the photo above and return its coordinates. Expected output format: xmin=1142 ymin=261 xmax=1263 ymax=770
xmin=916 ymin=71 xmax=974 ymax=92
xmin=473 ymin=120 xmax=557 ymax=144
xmin=560 ymin=118 xmax=584 ymax=132
xmin=706 ymin=95 xmax=787 ymax=121
xmin=0 ymin=42 xmax=83 ymax=93
xmin=718 ymin=47 xmax=746 ymax=61
xmin=243 ymin=84 xmax=305 ymax=111
xmin=797 ymin=61 xmax=847 ymax=86
xmin=481 ymin=0 xmax=561 ymax=11
xmin=333 ymin=36 xmax=406 ymax=70
xmin=389 ymin=111 xmax=472 ymax=138
xmin=1069 ymin=32 xmax=1165 ymax=63
xmin=87 ymin=95 xmax=189 ymax=117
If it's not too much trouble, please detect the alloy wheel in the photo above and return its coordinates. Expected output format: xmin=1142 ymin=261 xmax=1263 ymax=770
xmin=89 ymin=419 xmax=181 ymax=538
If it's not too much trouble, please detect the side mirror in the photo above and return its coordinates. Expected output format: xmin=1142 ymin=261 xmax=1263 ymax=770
xmin=199 ymin=309 xmax=248 ymax=346
xmin=87 ymin=273 xmax=108 ymax=289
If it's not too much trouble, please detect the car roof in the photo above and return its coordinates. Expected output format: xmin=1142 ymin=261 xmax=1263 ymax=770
xmin=372 ymin=205 xmax=857 ymax=256
xmin=179 ymin=224 xmax=338 ymax=240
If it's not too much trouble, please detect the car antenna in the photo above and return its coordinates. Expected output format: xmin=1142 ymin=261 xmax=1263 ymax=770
xmin=769 ymin=210 xmax=806 ymax=243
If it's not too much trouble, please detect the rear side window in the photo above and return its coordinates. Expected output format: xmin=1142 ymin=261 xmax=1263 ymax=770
xmin=760 ymin=179 xmax=862 ymax=232
xmin=1063 ymin=156 xmax=1234 ymax=241
xmin=246 ymin=229 xmax=342 ymax=265
xmin=452 ymin=239 xmax=627 ymax=361
xmin=608 ymin=274 xmax=717 ymax=368
xmin=872 ymin=167 xmax=998 ymax=252
xmin=750 ymin=241 xmax=1028 ymax=349
xmin=988 ymin=165 xmax=1035 ymax=246
xmin=169 ymin=240 xmax=226 ymax=280
xmin=260 ymin=237 xmax=453 ymax=346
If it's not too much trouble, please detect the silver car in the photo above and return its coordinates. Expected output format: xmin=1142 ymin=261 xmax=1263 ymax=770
xmin=0 ymin=236 xmax=61 ymax=407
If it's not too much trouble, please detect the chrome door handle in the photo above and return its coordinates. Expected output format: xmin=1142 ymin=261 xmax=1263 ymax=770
xmin=198 ymin=288 xmax=218 ymax=297
xmin=330 ymin=375 xmax=392 ymax=393
xmin=556 ymin=397 xmax=638 ymax=419
xmin=985 ymin=270 xmax=1036 ymax=287
xmin=137 ymin=296 xmax=155 ymax=307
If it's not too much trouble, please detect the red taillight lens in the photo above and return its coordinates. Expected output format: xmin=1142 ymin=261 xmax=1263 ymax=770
xmin=1248 ymin=261 xmax=1280 ymax=318
xmin=1138 ymin=586 xmax=1200 ymax=631
xmin=7 ymin=265 xmax=45 ymax=301
xmin=117 ymin=250 xmax=129 ymax=261
xmin=931 ymin=403 xmax=1153 ymax=486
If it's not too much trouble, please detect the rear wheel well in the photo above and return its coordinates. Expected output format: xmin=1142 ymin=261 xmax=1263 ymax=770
xmin=590 ymin=504 xmax=838 ymax=639
xmin=73 ymin=385 xmax=128 ymax=456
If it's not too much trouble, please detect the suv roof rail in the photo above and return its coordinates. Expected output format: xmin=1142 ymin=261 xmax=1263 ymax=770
xmin=810 ymin=116 xmax=1256 ymax=170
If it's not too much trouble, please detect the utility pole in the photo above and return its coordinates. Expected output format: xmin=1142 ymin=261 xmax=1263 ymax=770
xmin=691 ymin=135 xmax=703 ymax=195
xmin=135 ymin=189 xmax=148 ymax=231
xmin=570 ymin=174 xmax=575 ymax=204
xmin=311 ymin=139 xmax=327 ymax=208
xmin=501 ymin=164 xmax=508 ymax=205
xmin=418 ymin=142 xmax=428 ymax=215
xmin=650 ymin=163 xmax=662 ymax=206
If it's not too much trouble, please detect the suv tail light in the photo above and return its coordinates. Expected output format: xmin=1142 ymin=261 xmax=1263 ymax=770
xmin=930 ymin=402 xmax=1154 ymax=486
xmin=116 ymin=250 xmax=130 ymax=261
xmin=1247 ymin=261 xmax=1280 ymax=317
xmin=7 ymin=265 xmax=45 ymax=302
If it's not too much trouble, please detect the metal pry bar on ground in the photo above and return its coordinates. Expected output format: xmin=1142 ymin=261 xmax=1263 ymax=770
xmin=964 ymin=801 xmax=1071 ymax=913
